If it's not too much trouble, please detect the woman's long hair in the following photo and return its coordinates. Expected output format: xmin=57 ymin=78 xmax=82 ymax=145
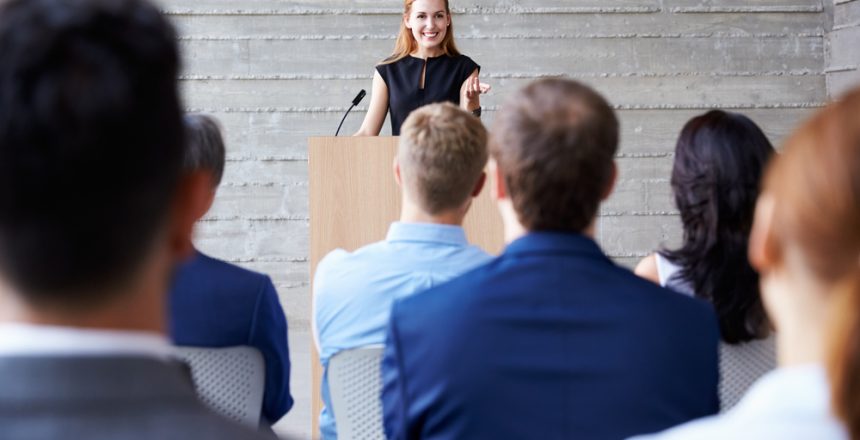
xmin=379 ymin=0 xmax=461 ymax=65
xmin=764 ymin=89 xmax=860 ymax=439
xmin=662 ymin=110 xmax=775 ymax=344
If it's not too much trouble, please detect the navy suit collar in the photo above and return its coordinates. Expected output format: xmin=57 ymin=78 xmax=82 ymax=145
xmin=504 ymin=232 xmax=612 ymax=263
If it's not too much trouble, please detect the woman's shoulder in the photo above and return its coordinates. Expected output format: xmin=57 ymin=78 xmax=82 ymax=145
xmin=449 ymin=53 xmax=478 ymax=68
xmin=635 ymin=253 xmax=661 ymax=284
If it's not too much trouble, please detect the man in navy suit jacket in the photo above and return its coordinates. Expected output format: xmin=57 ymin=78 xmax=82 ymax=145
xmin=381 ymin=79 xmax=720 ymax=440
xmin=169 ymin=114 xmax=293 ymax=424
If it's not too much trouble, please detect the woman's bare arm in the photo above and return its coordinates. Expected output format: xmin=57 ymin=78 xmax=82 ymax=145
xmin=354 ymin=70 xmax=389 ymax=136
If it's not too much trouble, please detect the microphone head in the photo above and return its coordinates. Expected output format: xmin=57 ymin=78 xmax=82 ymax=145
xmin=352 ymin=89 xmax=366 ymax=106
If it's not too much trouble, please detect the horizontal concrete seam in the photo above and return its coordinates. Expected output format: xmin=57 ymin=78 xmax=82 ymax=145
xmin=164 ymin=7 xmax=662 ymax=16
xmin=832 ymin=22 xmax=860 ymax=31
xmin=177 ymin=33 xmax=824 ymax=41
xmin=825 ymin=65 xmax=860 ymax=73
xmin=187 ymin=103 xmax=825 ymax=113
xmin=615 ymin=103 xmax=825 ymax=109
xmin=599 ymin=211 xmax=680 ymax=217
xmin=616 ymin=152 xmax=674 ymax=158
xmin=179 ymin=71 xmax=825 ymax=80
xmin=218 ymin=153 xmax=670 ymax=162
xmin=670 ymin=6 xmax=823 ymax=13
xmin=226 ymin=257 xmax=309 ymax=263
xmin=226 ymin=155 xmax=307 ymax=162
xmin=199 ymin=212 xmax=678 ymax=221
xmin=273 ymin=282 xmax=310 ymax=290
xmin=199 ymin=215 xmax=309 ymax=221
xmin=221 ymin=182 xmax=308 ymax=188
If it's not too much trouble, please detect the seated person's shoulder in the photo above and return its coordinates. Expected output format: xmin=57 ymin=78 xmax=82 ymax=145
xmin=390 ymin=256 xmax=495 ymax=320
xmin=188 ymin=252 xmax=273 ymax=289
xmin=316 ymin=247 xmax=351 ymax=273
xmin=634 ymin=253 xmax=660 ymax=284
xmin=607 ymin=261 xmax=717 ymax=325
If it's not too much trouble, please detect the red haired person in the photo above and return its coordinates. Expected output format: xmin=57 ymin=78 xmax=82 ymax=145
xmin=355 ymin=0 xmax=490 ymax=136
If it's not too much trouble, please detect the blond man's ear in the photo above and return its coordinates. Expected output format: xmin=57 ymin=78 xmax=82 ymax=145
xmin=393 ymin=156 xmax=403 ymax=187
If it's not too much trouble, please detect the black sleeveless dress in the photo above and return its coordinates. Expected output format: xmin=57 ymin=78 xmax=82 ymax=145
xmin=376 ymin=54 xmax=480 ymax=135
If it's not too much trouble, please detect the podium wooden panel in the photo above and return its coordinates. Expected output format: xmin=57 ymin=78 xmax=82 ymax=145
xmin=308 ymin=136 xmax=504 ymax=437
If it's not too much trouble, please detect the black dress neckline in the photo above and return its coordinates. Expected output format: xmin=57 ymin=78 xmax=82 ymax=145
xmin=376 ymin=54 xmax=480 ymax=135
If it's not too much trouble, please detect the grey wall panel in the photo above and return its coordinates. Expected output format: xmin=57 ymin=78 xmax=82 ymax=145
xmin=829 ymin=0 xmax=860 ymax=97
xmin=181 ymin=75 xmax=824 ymax=113
xmin=178 ymin=37 xmax=824 ymax=76
xmin=171 ymin=12 xmax=826 ymax=39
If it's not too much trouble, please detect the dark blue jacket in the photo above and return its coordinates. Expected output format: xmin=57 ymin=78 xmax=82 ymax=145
xmin=382 ymin=232 xmax=719 ymax=440
xmin=169 ymin=250 xmax=293 ymax=424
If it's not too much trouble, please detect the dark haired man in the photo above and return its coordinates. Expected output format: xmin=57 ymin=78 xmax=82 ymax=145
xmin=0 ymin=0 xmax=271 ymax=438
xmin=381 ymin=79 xmax=720 ymax=440
xmin=170 ymin=113 xmax=293 ymax=426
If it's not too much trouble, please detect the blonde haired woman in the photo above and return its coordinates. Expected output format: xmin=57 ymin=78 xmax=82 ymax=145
xmin=354 ymin=0 xmax=489 ymax=136
xmin=631 ymin=89 xmax=860 ymax=439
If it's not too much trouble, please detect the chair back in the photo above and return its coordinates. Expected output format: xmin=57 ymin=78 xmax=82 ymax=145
xmin=328 ymin=345 xmax=385 ymax=440
xmin=719 ymin=335 xmax=777 ymax=411
xmin=176 ymin=346 xmax=265 ymax=427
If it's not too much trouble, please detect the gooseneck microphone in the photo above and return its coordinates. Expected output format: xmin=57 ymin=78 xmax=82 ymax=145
xmin=335 ymin=89 xmax=366 ymax=136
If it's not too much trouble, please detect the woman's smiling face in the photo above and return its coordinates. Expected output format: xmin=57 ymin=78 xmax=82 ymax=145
xmin=405 ymin=0 xmax=450 ymax=53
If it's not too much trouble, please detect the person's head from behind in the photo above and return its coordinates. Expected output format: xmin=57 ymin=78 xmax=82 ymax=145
xmin=183 ymin=113 xmax=227 ymax=221
xmin=0 ymin=0 xmax=201 ymax=325
xmin=489 ymin=78 xmax=618 ymax=235
xmin=665 ymin=110 xmax=775 ymax=344
xmin=396 ymin=102 xmax=488 ymax=221
xmin=748 ymin=89 xmax=860 ymax=438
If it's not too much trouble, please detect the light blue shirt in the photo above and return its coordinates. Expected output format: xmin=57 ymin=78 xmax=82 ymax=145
xmin=312 ymin=222 xmax=492 ymax=440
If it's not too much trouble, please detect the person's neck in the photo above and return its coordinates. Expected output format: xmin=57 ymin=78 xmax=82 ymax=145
xmin=400 ymin=198 xmax=465 ymax=226
xmin=0 ymin=289 xmax=166 ymax=334
xmin=498 ymin=200 xmax=596 ymax=244
xmin=765 ymin=268 xmax=830 ymax=367
xmin=0 ymin=261 xmax=168 ymax=334
xmin=411 ymin=47 xmax=443 ymax=59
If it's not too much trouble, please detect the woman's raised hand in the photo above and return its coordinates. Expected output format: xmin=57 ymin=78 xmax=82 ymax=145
xmin=464 ymin=76 xmax=491 ymax=109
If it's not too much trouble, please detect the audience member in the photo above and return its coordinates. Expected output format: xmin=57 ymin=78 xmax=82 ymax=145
xmin=0 ymin=0 xmax=272 ymax=438
xmin=380 ymin=79 xmax=720 ymax=440
xmin=631 ymin=87 xmax=860 ymax=440
xmin=169 ymin=113 xmax=293 ymax=425
xmin=635 ymin=110 xmax=776 ymax=409
xmin=313 ymin=102 xmax=492 ymax=439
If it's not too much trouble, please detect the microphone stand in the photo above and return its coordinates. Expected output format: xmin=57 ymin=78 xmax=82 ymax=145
xmin=336 ymin=89 xmax=366 ymax=136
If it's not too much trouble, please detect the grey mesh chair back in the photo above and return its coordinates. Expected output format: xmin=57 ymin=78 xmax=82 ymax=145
xmin=176 ymin=346 xmax=265 ymax=427
xmin=328 ymin=345 xmax=385 ymax=440
xmin=719 ymin=335 xmax=777 ymax=411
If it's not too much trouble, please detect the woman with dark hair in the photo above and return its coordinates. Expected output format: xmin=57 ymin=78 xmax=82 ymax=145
xmin=631 ymin=87 xmax=860 ymax=440
xmin=353 ymin=0 xmax=490 ymax=136
xmin=636 ymin=110 xmax=776 ymax=410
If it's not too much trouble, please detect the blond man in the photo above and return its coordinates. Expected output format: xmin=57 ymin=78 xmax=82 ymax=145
xmin=312 ymin=103 xmax=491 ymax=440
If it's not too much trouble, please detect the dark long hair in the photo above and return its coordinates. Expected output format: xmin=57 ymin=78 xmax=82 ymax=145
xmin=662 ymin=110 xmax=774 ymax=344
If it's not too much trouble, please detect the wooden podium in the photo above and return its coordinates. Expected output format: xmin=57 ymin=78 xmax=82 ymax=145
xmin=308 ymin=136 xmax=504 ymax=436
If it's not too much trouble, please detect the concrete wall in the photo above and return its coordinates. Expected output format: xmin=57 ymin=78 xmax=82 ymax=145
xmin=157 ymin=1 xmax=827 ymax=438
xmin=829 ymin=0 xmax=860 ymax=96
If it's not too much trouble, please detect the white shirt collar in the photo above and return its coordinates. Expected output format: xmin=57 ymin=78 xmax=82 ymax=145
xmin=0 ymin=323 xmax=175 ymax=360
xmin=630 ymin=364 xmax=848 ymax=440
